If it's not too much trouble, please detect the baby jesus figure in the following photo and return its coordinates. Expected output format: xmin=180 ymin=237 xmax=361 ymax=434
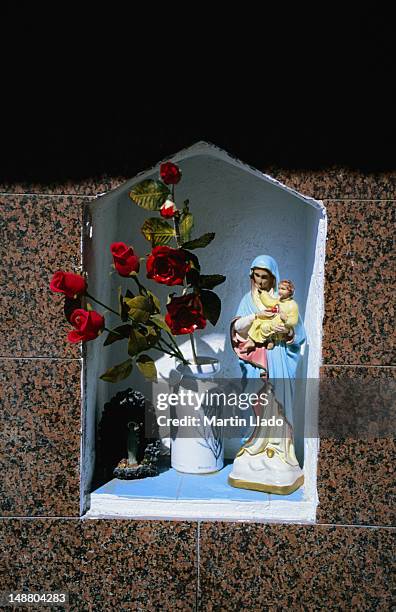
xmin=241 ymin=279 xmax=299 ymax=353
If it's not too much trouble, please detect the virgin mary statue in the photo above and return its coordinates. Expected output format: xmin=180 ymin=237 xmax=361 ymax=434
xmin=228 ymin=255 xmax=305 ymax=495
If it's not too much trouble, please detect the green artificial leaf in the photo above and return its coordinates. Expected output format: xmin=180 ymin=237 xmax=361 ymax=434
xmin=179 ymin=212 xmax=194 ymax=244
xmin=182 ymin=232 xmax=215 ymax=250
xmin=136 ymin=354 xmax=158 ymax=382
xmin=147 ymin=290 xmax=161 ymax=313
xmin=128 ymin=328 xmax=148 ymax=356
xmin=141 ymin=218 xmax=175 ymax=247
xmin=103 ymin=324 xmax=132 ymax=346
xmin=199 ymin=274 xmax=226 ymax=290
xmin=129 ymin=179 xmax=170 ymax=210
xmin=200 ymin=289 xmax=221 ymax=326
xmin=186 ymin=268 xmax=201 ymax=287
xmin=150 ymin=314 xmax=172 ymax=334
xmin=100 ymin=358 xmax=133 ymax=383
xmin=118 ymin=288 xmax=129 ymax=322
xmin=124 ymin=295 xmax=152 ymax=323
xmin=144 ymin=325 xmax=160 ymax=346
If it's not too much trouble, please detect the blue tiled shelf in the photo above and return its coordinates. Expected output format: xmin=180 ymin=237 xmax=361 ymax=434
xmin=92 ymin=462 xmax=305 ymax=503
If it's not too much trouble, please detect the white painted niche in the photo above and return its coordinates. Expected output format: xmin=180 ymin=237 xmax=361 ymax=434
xmin=82 ymin=142 xmax=327 ymax=522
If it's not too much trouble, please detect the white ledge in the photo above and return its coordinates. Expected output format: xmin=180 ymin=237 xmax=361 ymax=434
xmin=85 ymin=493 xmax=317 ymax=523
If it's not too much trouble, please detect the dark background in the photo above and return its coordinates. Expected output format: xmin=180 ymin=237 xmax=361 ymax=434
xmin=2 ymin=10 xmax=395 ymax=182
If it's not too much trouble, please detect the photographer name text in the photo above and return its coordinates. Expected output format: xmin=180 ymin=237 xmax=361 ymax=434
xmin=157 ymin=415 xmax=284 ymax=427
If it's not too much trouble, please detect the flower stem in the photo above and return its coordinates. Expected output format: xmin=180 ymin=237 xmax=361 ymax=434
xmin=150 ymin=345 xmax=178 ymax=359
xmin=130 ymin=274 xmax=147 ymax=295
xmin=172 ymin=210 xmax=198 ymax=365
xmin=173 ymin=214 xmax=182 ymax=246
xmin=86 ymin=292 xmax=119 ymax=317
xmin=189 ymin=333 xmax=198 ymax=365
xmin=162 ymin=335 xmax=187 ymax=363
xmin=165 ymin=331 xmax=180 ymax=351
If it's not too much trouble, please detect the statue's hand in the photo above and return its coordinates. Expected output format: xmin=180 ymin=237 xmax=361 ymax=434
xmin=256 ymin=310 xmax=275 ymax=319
xmin=274 ymin=324 xmax=288 ymax=333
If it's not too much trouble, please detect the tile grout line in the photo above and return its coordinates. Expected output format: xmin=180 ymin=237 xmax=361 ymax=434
xmin=322 ymin=364 xmax=396 ymax=368
xmin=314 ymin=523 xmax=396 ymax=530
xmin=196 ymin=521 xmax=201 ymax=612
xmin=0 ymin=517 xmax=394 ymax=530
xmin=0 ymin=516 xmax=81 ymax=520
xmin=1 ymin=193 xmax=396 ymax=202
xmin=322 ymin=198 xmax=396 ymax=202
xmin=0 ymin=357 xmax=82 ymax=361
xmin=0 ymin=192 xmax=98 ymax=198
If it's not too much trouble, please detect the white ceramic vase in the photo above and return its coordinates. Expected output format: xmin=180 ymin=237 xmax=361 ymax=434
xmin=170 ymin=357 xmax=224 ymax=474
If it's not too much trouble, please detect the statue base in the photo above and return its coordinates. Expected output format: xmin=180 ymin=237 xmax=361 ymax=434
xmin=228 ymin=444 xmax=304 ymax=495
xmin=228 ymin=474 xmax=304 ymax=496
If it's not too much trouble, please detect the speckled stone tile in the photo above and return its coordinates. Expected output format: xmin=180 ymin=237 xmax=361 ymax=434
xmin=316 ymin=366 xmax=396 ymax=527
xmin=0 ymin=176 xmax=127 ymax=196
xmin=199 ymin=523 xmax=395 ymax=611
xmin=264 ymin=165 xmax=396 ymax=200
xmin=317 ymin=437 xmax=395 ymax=527
xmin=0 ymin=518 xmax=197 ymax=611
xmin=0 ymin=359 xmax=81 ymax=516
xmin=0 ymin=194 xmax=88 ymax=358
xmin=322 ymin=199 xmax=395 ymax=365
xmin=1 ymin=167 xmax=396 ymax=201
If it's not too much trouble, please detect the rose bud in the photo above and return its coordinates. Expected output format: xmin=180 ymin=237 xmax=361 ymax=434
xmin=110 ymin=242 xmax=140 ymax=277
xmin=160 ymin=199 xmax=177 ymax=219
xmin=67 ymin=309 xmax=105 ymax=343
xmin=160 ymin=161 xmax=182 ymax=185
xmin=49 ymin=271 xmax=87 ymax=298
xmin=146 ymin=246 xmax=190 ymax=286
xmin=165 ymin=293 xmax=206 ymax=335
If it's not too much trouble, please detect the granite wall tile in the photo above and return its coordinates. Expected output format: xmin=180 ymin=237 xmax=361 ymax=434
xmin=0 ymin=177 xmax=127 ymax=196
xmin=0 ymin=359 xmax=81 ymax=517
xmin=316 ymin=365 xmax=396 ymax=527
xmin=317 ymin=437 xmax=395 ymax=527
xmin=0 ymin=194 xmax=87 ymax=358
xmin=199 ymin=522 xmax=395 ymax=611
xmin=322 ymin=199 xmax=395 ymax=365
xmin=1 ymin=167 xmax=396 ymax=201
xmin=264 ymin=166 xmax=396 ymax=200
xmin=0 ymin=518 xmax=197 ymax=611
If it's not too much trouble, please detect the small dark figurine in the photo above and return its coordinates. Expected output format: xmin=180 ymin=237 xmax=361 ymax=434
xmin=113 ymin=435 xmax=162 ymax=480
xmin=96 ymin=388 xmax=161 ymax=485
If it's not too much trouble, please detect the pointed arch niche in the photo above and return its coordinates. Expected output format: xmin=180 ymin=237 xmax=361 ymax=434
xmin=83 ymin=142 xmax=327 ymax=522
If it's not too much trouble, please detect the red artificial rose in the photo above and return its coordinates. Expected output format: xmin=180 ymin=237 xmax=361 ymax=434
xmin=146 ymin=246 xmax=189 ymax=286
xmin=160 ymin=162 xmax=182 ymax=185
xmin=49 ymin=271 xmax=87 ymax=298
xmin=64 ymin=296 xmax=83 ymax=323
xmin=165 ymin=293 xmax=206 ymax=335
xmin=160 ymin=199 xmax=177 ymax=219
xmin=110 ymin=242 xmax=140 ymax=277
xmin=67 ymin=309 xmax=105 ymax=343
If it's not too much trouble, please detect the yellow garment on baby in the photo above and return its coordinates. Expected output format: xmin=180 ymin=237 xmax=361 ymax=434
xmin=248 ymin=293 xmax=299 ymax=343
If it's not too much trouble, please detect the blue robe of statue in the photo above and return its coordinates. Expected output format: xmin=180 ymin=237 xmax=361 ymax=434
xmin=235 ymin=255 xmax=306 ymax=424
